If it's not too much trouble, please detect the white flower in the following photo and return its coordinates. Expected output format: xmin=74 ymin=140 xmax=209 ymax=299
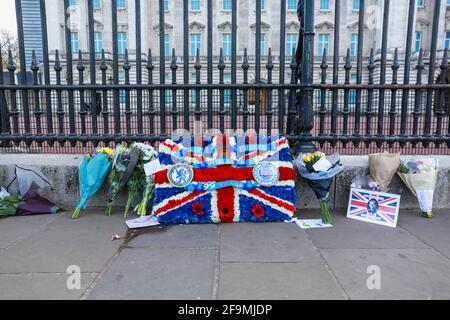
xmin=132 ymin=143 xmax=158 ymax=160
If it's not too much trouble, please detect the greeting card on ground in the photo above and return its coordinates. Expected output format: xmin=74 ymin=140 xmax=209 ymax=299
xmin=152 ymin=135 xmax=297 ymax=224
xmin=125 ymin=215 xmax=160 ymax=229
xmin=347 ymin=188 xmax=400 ymax=228
xmin=294 ymin=219 xmax=333 ymax=230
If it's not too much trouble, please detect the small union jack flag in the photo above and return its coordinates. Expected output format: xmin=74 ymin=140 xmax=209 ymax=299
xmin=347 ymin=188 xmax=400 ymax=228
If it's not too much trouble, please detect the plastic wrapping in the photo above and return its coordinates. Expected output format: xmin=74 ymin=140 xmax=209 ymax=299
xmin=369 ymin=152 xmax=400 ymax=191
xmin=7 ymin=166 xmax=52 ymax=197
xmin=294 ymin=154 xmax=344 ymax=224
xmin=397 ymin=159 xmax=437 ymax=218
xmin=72 ymin=152 xmax=112 ymax=219
xmin=3 ymin=166 xmax=62 ymax=217
xmin=295 ymin=155 xmax=344 ymax=181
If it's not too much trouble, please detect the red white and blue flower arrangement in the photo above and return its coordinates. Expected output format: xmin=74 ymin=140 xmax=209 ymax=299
xmin=152 ymin=135 xmax=297 ymax=224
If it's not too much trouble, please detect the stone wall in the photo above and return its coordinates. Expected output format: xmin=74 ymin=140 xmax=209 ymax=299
xmin=1 ymin=154 xmax=449 ymax=210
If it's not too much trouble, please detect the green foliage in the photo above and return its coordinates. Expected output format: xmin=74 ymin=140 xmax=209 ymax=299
xmin=124 ymin=165 xmax=146 ymax=218
xmin=134 ymin=176 xmax=156 ymax=217
xmin=398 ymin=161 xmax=410 ymax=174
xmin=0 ymin=196 xmax=22 ymax=219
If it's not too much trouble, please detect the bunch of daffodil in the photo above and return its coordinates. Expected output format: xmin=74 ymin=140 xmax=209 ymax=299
xmin=97 ymin=147 xmax=114 ymax=158
xmin=302 ymin=151 xmax=326 ymax=166
xmin=296 ymin=150 xmax=343 ymax=224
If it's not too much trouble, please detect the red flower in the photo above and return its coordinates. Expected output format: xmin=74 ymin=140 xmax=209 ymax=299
xmin=252 ymin=204 xmax=265 ymax=218
xmin=191 ymin=202 xmax=204 ymax=216
xmin=217 ymin=188 xmax=235 ymax=222
xmin=221 ymin=207 xmax=231 ymax=216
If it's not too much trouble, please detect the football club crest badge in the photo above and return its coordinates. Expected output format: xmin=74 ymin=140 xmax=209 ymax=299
xmin=167 ymin=163 xmax=194 ymax=188
xmin=253 ymin=162 xmax=279 ymax=187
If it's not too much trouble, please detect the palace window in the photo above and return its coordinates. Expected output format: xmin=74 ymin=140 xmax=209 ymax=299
xmin=118 ymin=32 xmax=127 ymax=55
xmin=286 ymin=33 xmax=298 ymax=56
xmin=71 ymin=32 xmax=79 ymax=53
xmin=318 ymin=33 xmax=329 ymax=56
xmin=190 ymin=34 xmax=201 ymax=56
xmin=94 ymin=32 xmax=103 ymax=53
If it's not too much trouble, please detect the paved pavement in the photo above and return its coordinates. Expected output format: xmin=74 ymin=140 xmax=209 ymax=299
xmin=1 ymin=209 xmax=450 ymax=300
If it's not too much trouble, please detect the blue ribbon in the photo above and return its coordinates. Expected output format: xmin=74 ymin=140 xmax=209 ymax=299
xmin=235 ymin=142 xmax=278 ymax=153
xmin=186 ymin=180 xmax=258 ymax=191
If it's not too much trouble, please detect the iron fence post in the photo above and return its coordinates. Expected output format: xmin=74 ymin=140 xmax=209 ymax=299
xmin=15 ymin=0 xmax=31 ymax=146
xmin=0 ymin=65 xmax=10 ymax=147
xmin=295 ymin=0 xmax=315 ymax=154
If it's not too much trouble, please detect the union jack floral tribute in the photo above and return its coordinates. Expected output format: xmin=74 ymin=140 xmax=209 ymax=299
xmin=152 ymin=135 xmax=297 ymax=224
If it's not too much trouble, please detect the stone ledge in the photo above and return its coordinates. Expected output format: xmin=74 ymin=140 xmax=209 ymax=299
xmin=0 ymin=154 xmax=449 ymax=210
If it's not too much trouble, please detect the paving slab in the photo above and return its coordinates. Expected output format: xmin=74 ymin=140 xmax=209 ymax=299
xmin=0 ymin=273 xmax=97 ymax=300
xmin=321 ymin=248 xmax=450 ymax=300
xmin=398 ymin=210 xmax=450 ymax=259
xmin=218 ymin=262 xmax=346 ymax=300
xmin=1 ymin=206 xmax=449 ymax=300
xmin=220 ymin=223 xmax=322 ymax=263
xmin=0 ymin=213 xmax=60 ymax=250
xmin=128 ymin=224 xmax=218 ymax=248
xmin=300 ymin=211 xmax=428 ymax=250
xmin=0 ymin=210 xmax=127 ymax=273
xmin=87 ymin=247 xmax=216 ymax=300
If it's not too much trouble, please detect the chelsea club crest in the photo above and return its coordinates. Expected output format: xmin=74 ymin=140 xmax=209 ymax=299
xmin=253 ymin=162 xmax=279 ymax=187
xmin=168 ymin=163 xmax=194 ymax=188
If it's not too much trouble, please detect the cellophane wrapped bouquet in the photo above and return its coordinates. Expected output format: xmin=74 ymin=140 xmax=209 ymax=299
xmin=352 ymin=152 xmax=400 ymax=192
xmin=72 ymin=147 xmax=114 ymax=219
xmin=105 ymin=145 xmax=139 ymax=216
xmin=124 ymin=143 xmax=158 ymax=218
xmin=295 ymin=151 xmax=344 ymax=224
xmin=398 ymin=159 xmax=438 ymax=218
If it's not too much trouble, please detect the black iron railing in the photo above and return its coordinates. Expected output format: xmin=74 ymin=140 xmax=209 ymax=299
xmin=1 ymin=0 xmax=450 ymax=155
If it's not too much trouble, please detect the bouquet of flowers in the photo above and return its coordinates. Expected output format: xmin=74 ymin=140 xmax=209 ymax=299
xmin=368 ymin=152 xmax=400 ymax=191
xmin=398 ymin=159 xmax=438 ymax=218
xmin=295 ymin=151 xmax=344 ymax=224
xmin=72 ymin=147 xmax=114 ymax=219
xmin=105 ymin=145 xmax=140 ymax=216
xmin=352 ymin=152 xmax=400 ymax=193
xmin=123 ymin=143 xmax=158 ymax=218
xmin=6 ymin=166 xmax=65 ymax=216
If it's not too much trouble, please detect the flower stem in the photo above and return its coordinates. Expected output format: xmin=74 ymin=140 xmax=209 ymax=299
xmin=135 ymin=203 xmax=146 ymax=217
xmin=422 ymin=211 xmax=433 ymax=219
xmin=134 ymin=180 xmax=154 ymax=217
xmin=105 ymin=203 xmax=113 ymax=216
xmin=71 ymin=208 xmax=81 ymax=219
xmin=124 ymin=191 xmax=138 ymax=219
xmin=320 ymin=201 xmax=332 ymax=224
